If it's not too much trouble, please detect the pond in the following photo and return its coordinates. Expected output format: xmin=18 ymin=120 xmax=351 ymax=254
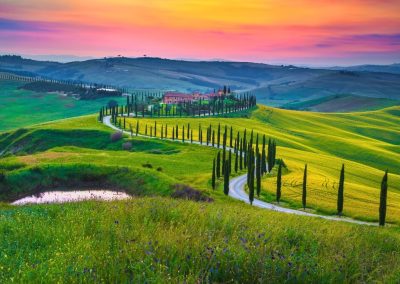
xmin=12 ymin=190 xmax=131 ymax=205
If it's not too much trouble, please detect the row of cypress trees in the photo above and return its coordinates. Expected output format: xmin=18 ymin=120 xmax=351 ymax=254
xmin=99 ymin=92 xmax=257 ymax=120
xmin=277 ymin=163 xmax=390 ymax=226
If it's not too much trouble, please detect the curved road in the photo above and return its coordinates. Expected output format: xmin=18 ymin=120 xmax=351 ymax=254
xmin=103 ymin=115 xmax=376 ymax=226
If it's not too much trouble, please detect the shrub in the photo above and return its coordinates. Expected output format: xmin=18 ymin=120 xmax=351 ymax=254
xmin=156 ymin=167 xmax=163 ymax=172
xmin=110 ymin=131 xmax=123 ymax=142
xmin=171 ymin=184 xmax=213 ymax=202
xmin=122 ymin=141 xmax=132 ymax=151
xmin=142 ymin=163 xmax=153 ymax=169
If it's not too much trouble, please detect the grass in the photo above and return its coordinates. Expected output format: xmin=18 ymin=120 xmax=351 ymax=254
xmin=281 ymin=94 xmax=400 ymax=112
xmin=1 ymin=198 xmax=400 ymax=282
xmin=0 ymin=103 xmax=400 ymax=281
xmin=121 ymin=105 xmax=400 ymax=223
xmin=0 ymin=79 xmax=125 ymax=131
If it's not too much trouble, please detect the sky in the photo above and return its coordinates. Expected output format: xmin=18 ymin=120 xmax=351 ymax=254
xmin=1 ymin=0 xmax=399 ymax=66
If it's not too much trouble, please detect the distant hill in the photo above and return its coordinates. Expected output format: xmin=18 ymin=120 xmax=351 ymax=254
xmin=281 ymin=94 xmax=400 ymax=112
xmin=329 ymin=63 xmax=400 ymax=74
xmin=1 ymin=55 xmax=399 ymax=109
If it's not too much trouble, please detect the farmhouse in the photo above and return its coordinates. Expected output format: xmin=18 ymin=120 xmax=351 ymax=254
xmin=163 ymin=90 xmax=225 ymax=104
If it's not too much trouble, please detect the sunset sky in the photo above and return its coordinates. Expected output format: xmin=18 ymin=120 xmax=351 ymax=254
xmin=1 ymin=0 xmax=399 ymax=65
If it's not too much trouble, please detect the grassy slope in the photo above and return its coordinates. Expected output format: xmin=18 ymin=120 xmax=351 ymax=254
xmin=123 ymin=105 xmax=400 ymax=222
xmin=0 ymin=115 xmax=226 ymax=201
xmin=0 ymin=106 xmax=400 ymax=281
xmin=1 ymin=198 xmax=400 ymax=282
xmin=0 ymin=79 xmax=125 ymax=131
xmin=281 ymin=94 xmax=400 ymax=112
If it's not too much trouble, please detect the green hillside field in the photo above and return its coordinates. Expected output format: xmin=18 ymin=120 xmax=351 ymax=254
xmin=0 ymin=105 xmax=399 ymax=281
xmin=0 ymin=79 xmax=125 ymax=131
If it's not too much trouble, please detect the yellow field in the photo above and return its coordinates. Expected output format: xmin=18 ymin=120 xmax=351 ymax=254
xmin=125 ymin=105 xmax=400 ymax=223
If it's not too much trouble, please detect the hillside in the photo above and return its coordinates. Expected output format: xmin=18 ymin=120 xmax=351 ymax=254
xmin=0 ymin=105 xmax=400 ymax=281
xmin=1 ymin=56 xmax=400 ymax=109
xmin=281 ymin=94 xmax=400 ymax=112
xmin=0 ymin=78 xmax=125 ymax=131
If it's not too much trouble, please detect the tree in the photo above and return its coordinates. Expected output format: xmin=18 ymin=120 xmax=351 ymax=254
xmin=216 ymin=151 xmax=221 ymax=178
xmin=211 ymin=158 xmax=216 ymax=190
xmin=302 ymin=164 xmax=307 ymax=210
xmin=276 ymin=163 xmax=282 ymax=203
xmin=136 ymin=120 xmax=139 ymax=136
xmin=223 ymin=161 xmax=230 ymax=195
xmin=256 ymin=151 xmax=261 ymax=197
xmin=379 ymin=170 xmax=389 ymax=226
xmin=337 ymin=164 xmax=345 ymax=216
xmin=217 ymin=123 xmax=221 ymax=148
xmin=249 ymin=163 xmax=255 ymax=205
xmin=261 ymin=135 xmax=266 ymax=174
xmin=234 ymin=145 xmax=238 ymax=173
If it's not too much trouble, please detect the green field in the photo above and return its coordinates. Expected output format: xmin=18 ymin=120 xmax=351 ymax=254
xmin=1 ymin=103 xmax=400 ymax=281
xmin=0 ymin=79 xmax=125 ymax=131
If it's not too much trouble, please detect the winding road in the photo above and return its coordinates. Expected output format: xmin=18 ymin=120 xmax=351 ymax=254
xmin=103 ymin=115 xmax=377 ymax=226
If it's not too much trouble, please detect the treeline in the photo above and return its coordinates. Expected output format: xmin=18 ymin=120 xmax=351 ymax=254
xmin=99 ymin=92 xmax=256 ymax=120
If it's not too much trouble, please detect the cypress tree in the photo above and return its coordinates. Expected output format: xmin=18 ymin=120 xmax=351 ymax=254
xmin=234 ymin=145 xmax=238 ymax=173
xmin=136 ymin=120 xmax=139 ymax=136
xmin=212 ymin=130 xmax=215 ymax=147
xmin=249 ymin=162 xmax=255 ymax=205
xmin=256 ymin=151 xmax=261 ymax=197
xmin=223 ymin=161 xmax=230 ymax=195
xmin=154 ymin=121 xmax=157 ymax=137
xmin=379 ymin=170 xmax=389 ymax=226
xmin=182 ymin=125 xmax=185 ymax=142
xmin=261 ymin=135 xmax=266 ymax=174
xmin=211 ymin=158 xmax=216 ymax=190
xmin=276 ymin=163 xmax=282 ymax=203
xmin=145 ymin=124 xmax=148 ymax=136
xmin=216 ymin=151 xmax=221 ymax=178
xmin=337 ymin=164 xmax=345 ymax=216
xmin=302 ymin=164 xmax=307 ymax=210
xmin=217 ymin=123 xmax=221 ymax=148
xmin=222 ymin=149 xmax=226 ymax=175
xmin=230 ymin=126 xmax=233 ymax=148
xmin=187 ymin=123 xmax=190 ymax=139
xmin=239 ymin=138 xmax=243 ymax=170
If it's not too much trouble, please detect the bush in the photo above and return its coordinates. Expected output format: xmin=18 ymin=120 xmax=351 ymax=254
xmin=110 ymin=131 xmax=123 ymax=142
xmin=156 ymin=167 xmax=163 ymax=172
xmin=142 ymin=163 xmax=153 ymax=169
xmin=171 ymin=184 xmax=213 ymax=202
xmin=122 ymin=141 xmax=132 ymax=151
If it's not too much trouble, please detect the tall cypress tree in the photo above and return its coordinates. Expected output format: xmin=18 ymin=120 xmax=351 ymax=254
xmin=337 ymin=164 xmax=345 ymax=216
xmin=276 ymin=163 xmax=282 ymax=203
xmin=234 ymin=145 xmax=238 ymax=173
xmin=302 ymin=164 xmax=307 ymax=210
xmin=230 ymin=126 xmax=233 ymax=148
xmin=211 ymin=158 xmax=216 ymax=190
xmin=261 ymin=135 xmax=266 ymax=174
xmin=216 ymin=151 xmax=221 ymax=178
xmin=379 ymin=170 xmax=389 ymax=226
xmin=249 ymin=162 xmax=255 ymax=205
xmin=256 ymin=151 xmax=261 ymax=197
xmin=224 ymin=161 xmax=230 ymax=195
xmin=136 ymin=120 xmax=139 ymax=136
xmin=217 ymin=123 xmax=221 ymax=148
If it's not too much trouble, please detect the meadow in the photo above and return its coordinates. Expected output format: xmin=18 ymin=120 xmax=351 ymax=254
xmin=0 ymin=79 xmax=125 ymax=131
xmin=1 ymin=103 xmax=400 ymax=282
xmin=123 ymin=105 xmax=400 ymax=223
xmin=1 ymin=198 xmax=400 ymax=282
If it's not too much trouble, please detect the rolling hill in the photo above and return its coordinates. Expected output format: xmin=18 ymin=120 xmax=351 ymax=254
xmin=1 ymin=55 xmax=400 ymax=109
xmin=1 ymin=104 xmax=400 ymax=281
